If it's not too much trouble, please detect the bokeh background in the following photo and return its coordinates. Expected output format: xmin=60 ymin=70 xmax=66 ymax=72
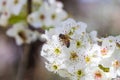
xmin=0 ymin=0 xmax=120 ymax=80
xmin=61 ymin=0 xmax=120 ymax=36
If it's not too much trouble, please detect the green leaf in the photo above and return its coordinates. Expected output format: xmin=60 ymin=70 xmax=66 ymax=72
xmin=8 ymin=11 xmax=27 ymax=25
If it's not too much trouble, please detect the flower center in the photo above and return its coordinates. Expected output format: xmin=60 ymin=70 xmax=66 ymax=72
xmin=51 ymin=14 xmax=56 ymax=20
xmin=101 ymin=48 xmax=108 ymax=56
xmin=54 ymin=48 xmax=61 ymax=55
xmin=94 ymin=71 xmax=102 ymax=80
xmin=18 ymin=30 xmax=27 ymax=41
xmin=113 ymin=60 xmax=120 ymax=69
xmin=40 ymin=14 xmax=45 ymax=20
xmin=76 ymin=70 xmax=84 ymax=77
xmin=14 ymin=0 xmax=19 ymax=4
xmin=70 ymin=52 xmax=78 ymax=61
xmin=52 ymin=64 xmax=58 ymax=70
xmin=68 ymin=27 xmax=76 ymax=36
xmin=76 ymin=41 xmax=81 ymax=48
xmin=85 ymin=56 xmax=91 ymax=63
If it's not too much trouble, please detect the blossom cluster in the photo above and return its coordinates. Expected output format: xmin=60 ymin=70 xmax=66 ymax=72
xmin=27 ymin=0 xmax=68 ymax=28
xmin=4 ymin=0 xmax=67 ymax=45
xmin=1 ymin=0 xmax=120 ymax=80
xmin=6 ymin=22 xmax=46 ymax=45
xmin=0 ymin=0 xmax=27 ymax=26
xmin=41 ymin=18 xmax=120 ymax=80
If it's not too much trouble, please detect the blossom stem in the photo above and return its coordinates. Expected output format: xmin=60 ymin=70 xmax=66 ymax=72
xmin=27 ymin=0 xmax=32 ymax=14
xmin=16 ymin=0 xmax=32 ymax=80
xmin=16 ymin=45 xmax=31 ymax=80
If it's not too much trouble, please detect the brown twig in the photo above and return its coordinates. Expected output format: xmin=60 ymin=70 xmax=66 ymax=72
xmin=16 ymin=45 xmax=31 ymax=80
xmin=16 ymin=0 xmax=32 ymax=80
xmin=27 ymin=0 xmax=32 ymax=14
xmin=16 ymin=0 xmax=46 ymax=80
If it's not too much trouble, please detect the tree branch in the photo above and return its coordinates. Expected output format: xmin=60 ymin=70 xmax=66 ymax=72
xmin=16 ymin=0 xmax=32 ymax=80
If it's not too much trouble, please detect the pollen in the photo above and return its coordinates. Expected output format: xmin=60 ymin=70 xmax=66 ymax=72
xmin=113 ymin=60 xmax=120 ymax=69
xmin=51 ymin=14 xmax=56 ymax=20
xmin=52 ymin=64 xmax=58 ymax=70
xmin=70 ymin=52 xmax=78 ymax=61
xmin=85 ymin=56 xmax=91 ymax=63
xmin=72 ymin=27 xmax=76 ymax=31
xmin=76 ymin=70 xmax=84 ymax=77
xmin=68 ymin=30 xmax=74 ymax=36
xmin=94 ymin=71 xmax=102 ymax=79
xmin=54 ymin=48 xmax=61 ymax=55
xmin=76 ymin=41 xmax=81 ymax=48
xmin=68 ymin=27 xmax=76 ymax=36
xmin=101 ymin=48 xmax=108 ymax=56
xmin=40 ymin=14 xmax=45 ymax=20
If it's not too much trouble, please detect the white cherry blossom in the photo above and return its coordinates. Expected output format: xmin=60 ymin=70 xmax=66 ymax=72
xmin=6 ymin=23 xmax=37 ymax=45
xmin=0 ymin=0 xmax=27 ymax=26
xmin=41 ymin=35 xmax=66 ymax=63
xmin=85 ymin=66 xmax=109 ymax=80
xmin=100 ymin=36 xmax=116 ymax=58
xmin=41 ymin=18 xmax=120 ymax=80
xmin=27 ymin=1 xmax=67 ymax=28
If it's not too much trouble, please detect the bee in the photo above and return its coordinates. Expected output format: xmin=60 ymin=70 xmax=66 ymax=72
xmin=59 ymin=34 xmax=71 ymax=48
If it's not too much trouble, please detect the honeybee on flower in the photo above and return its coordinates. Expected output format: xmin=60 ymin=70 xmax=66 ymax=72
xmin=59 ymin=33 xmax=72 ymax=48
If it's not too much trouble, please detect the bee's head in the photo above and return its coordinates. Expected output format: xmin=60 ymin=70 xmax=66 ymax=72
xmin=59 ymin=34 xmax=64 ymax=38
xmin=59 ymin=34 xmax=63 ymax=37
